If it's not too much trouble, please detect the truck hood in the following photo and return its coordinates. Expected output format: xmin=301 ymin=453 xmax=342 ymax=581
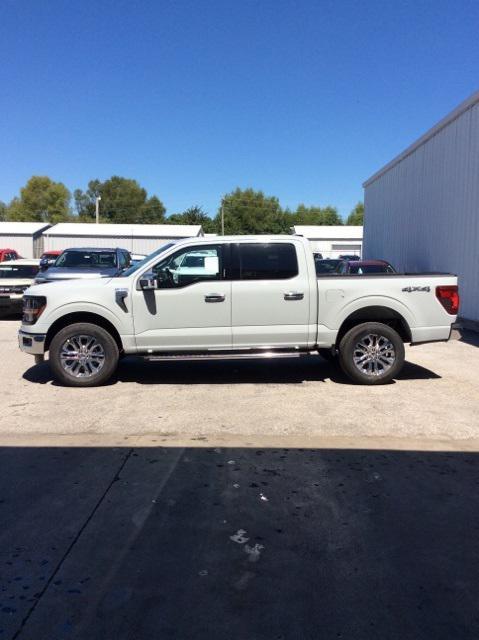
xmin=35 ymin=267 xmax=118 ymax=283
xmin=25 ymin=277 xmax=115 ymax=298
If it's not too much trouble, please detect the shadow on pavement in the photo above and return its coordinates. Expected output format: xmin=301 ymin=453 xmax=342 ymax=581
xmin=22 ymin=356 xmax=441 ymax=386
xmin=456 ymin=328 xmax=479 ymax=349
xmin=0 ymin=445 xmax=477 ymax=639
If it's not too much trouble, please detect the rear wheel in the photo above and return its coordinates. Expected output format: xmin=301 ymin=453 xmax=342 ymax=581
xmin=49 ymin=322 xmax=119 ymax=387
xmin=338 ymin=322 xmax=405 ymax=385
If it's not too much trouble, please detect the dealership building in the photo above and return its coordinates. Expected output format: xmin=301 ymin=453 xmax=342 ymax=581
xmin=291 ymin=225 xmax=363 ymax=258
xmin=0 ymin=221 xmax=51 ymax=258
xmin=42 ymin=223 xmax=204 ymax=255
xmin=363 ymin=90 xmax=479 ymax=325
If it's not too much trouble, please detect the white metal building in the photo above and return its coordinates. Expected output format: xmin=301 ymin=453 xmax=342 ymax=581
xmin=0 ymin=222 xmax=52 ymax=258
xmin=42 ymin=223 xmax=204 ymax=255
xmin=363 ymin=90 xmax=479 ymax=324
xmin=292 ymin=225 xmax=363 ymax=258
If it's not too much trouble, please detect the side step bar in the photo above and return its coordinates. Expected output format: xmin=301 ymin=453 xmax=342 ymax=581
xmin=144 ymin=350 xmax=317 ymax=362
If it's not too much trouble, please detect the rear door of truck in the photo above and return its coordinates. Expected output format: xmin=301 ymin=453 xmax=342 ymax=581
xmin=231 ymin=240 xmax=312 ymax=348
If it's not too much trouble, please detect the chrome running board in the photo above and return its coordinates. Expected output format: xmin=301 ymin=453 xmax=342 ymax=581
xmin=144 ymin=350 xmax=316 ymax=362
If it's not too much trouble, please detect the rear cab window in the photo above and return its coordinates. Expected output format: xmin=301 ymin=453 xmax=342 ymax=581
xmin=234 ymin=243 xmax=298 ymax=280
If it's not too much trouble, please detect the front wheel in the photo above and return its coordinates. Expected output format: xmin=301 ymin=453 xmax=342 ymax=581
xmin=338 ymin=322 xmax=405 ymax=385
xmin=49 ymin=323 xmax=119 ymax=387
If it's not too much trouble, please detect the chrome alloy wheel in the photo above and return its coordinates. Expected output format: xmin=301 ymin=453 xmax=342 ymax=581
xmin=352 ymin=333 xmax=396 ymax=377
xmin=60 ymin=334 xmax=106 ymax=378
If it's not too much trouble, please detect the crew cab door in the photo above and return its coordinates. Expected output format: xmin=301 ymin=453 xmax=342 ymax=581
xmin=131 ymin=243 xmax=232 ymax=351
xmin=231 ymin=241 xmax=311 ymax=348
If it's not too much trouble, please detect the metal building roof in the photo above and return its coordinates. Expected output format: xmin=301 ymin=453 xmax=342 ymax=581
xmin=0 ymin=222 xmax=51 ymax=235
xmin=363 ymin=89 xmax=479 ymax=187
xmin=292 ymin=225 xmax=363 ymax=239
xmin=44 ymin=223 xmax=203 ymax=237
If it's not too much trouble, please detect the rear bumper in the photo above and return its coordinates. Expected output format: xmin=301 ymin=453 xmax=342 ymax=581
xmin=410 ymin=325 xmax=454 ymax=345
xmin=18 ymin=330 xmax=47 ymax=355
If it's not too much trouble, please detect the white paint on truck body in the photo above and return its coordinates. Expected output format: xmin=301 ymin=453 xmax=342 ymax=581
xmin=20 ymin=235 xmax=457 ymax=354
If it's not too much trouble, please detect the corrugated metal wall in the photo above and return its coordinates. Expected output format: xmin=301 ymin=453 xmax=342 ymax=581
xmin=43 ymin=235 xmax=181 ymax=255
xmin=0 ymin=235 xmax=36 ymax=258
xmin=364 ymin=101 xmax=479 ymax=322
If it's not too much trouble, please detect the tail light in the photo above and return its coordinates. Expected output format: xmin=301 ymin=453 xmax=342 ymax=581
xmin=436 ymin=285 xmax=459 ymax=315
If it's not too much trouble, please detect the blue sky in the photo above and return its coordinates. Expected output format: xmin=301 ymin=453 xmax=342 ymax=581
xmin=1 ymin=0 xmax=478 ymax=219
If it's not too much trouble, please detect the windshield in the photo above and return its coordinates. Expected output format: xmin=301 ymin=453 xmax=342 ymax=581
xmin=119 ymin=243 xmax=175 ymax=277
xmin=55 ymin=251 xmax=117 ymax=269
xmin=0 ymin=265 xmax=39 ymax=278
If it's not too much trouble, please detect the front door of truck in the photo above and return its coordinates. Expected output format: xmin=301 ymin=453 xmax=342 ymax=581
xmin=132 ymin=243 xmax=232 ymax=351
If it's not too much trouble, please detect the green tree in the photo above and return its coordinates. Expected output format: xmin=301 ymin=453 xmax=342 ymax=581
xmin=346 ymin=202 xmax=364 ymax=225
xmin=168 ymin=205 xmax=217 ymax=232
xmin=293 ymin=204 xmax=343 ymax=226
xmin=0 ymin=201 xmax=7 ymax=221
xmin=74 ymin=176 xmax=166 ymax=224
xmin=215 ymin=188 xmax=288 ymax=234
xmin=7 ymin=176 xmax=71 ymax=223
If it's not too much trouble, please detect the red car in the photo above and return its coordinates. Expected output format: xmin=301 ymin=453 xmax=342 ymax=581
xmin=0 ymin=249 xmax=20 ymax=262
xmin=39 ymin=250 xmax=62 ymax=269
xmin=336 ymin=259 xmax=396 ymax=274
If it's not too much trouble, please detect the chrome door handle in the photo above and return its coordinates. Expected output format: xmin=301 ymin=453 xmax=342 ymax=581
xmin=205 ymin=293 xmax=225 ymax=303
xmin=284 ymin=292 xmax=304 ymax=301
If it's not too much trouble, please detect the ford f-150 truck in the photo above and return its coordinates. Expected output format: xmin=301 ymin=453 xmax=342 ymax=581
xmin=18 ymin=236 xmax=459 ymax=387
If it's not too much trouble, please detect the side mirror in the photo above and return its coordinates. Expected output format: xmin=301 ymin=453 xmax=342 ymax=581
xmin=139 ymin=272 xmax=158 ymax=290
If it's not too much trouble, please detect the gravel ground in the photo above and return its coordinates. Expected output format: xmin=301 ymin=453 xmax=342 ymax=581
xmin=1 ymin=320 xmax=478 ymax=442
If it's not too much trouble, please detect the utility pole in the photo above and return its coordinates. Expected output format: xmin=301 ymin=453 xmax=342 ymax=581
xmin=95 ymin=196 xmax=101 ymax=224
xmin=221 ymin=200 xmax=225 ymax=236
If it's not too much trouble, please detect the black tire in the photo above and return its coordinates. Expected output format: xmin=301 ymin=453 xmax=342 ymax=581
xmin=338 ymin=322 xmax=405 ymax=385
xmin=318 ymin=348 xmax=337 ymax=362
xmin=49 ymin=322 xmax=119 ymax=387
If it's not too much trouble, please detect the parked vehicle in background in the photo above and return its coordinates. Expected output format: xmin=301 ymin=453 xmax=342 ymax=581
xmin=339 ymin=254 xmax=361 ymax=261
xmin=34 ymin=247 xmax=131 ymax=284
xmin=0 ymin=249 xmax=20 ymax=262
xmin=0 ymin=259 xmax=40 ymax=316
xmin=19 ymin=236 xmax=459 ymax=387
xmin=130 ymin=253 xmax=147 ymax=266
xmin=313 ymin=252 xmax=323 ymax=261
xmin=337 ymin=260 xmax=396 ymax=275
xmin=315 ymin=259 xmax=342 ymax=274
xmin=39 ymin=250 xmax=62 ymax=270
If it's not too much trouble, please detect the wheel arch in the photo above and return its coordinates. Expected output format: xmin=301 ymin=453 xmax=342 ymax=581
xmin=45 ymin=312 xmax=123 ymax=352
xmin=335 ymin=306 xmax=412 ymax=348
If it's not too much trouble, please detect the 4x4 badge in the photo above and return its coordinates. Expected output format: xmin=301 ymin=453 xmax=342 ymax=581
xmin=402 ymin=286 xmax=431 ymax=292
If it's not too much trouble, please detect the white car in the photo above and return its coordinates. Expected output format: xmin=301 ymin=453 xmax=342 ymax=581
xmin=0 ymin=259 xmax=40 ymax=316
xmin=18 ymin=236 xmax=459 ymax=387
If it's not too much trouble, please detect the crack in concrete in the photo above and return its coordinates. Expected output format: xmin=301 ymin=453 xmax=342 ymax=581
xmin=11 ymin=447 xmax=134 ymax=639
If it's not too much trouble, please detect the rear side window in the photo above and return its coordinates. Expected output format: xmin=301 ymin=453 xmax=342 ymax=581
xmin=237 ymin=243 xmax=298 ymax=280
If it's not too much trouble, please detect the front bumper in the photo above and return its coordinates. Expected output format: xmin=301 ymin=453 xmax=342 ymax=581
xmin=18 ymin=330 xmax=47 ymax=356
xmin=0 ymin=296 xmax=23 ymax=314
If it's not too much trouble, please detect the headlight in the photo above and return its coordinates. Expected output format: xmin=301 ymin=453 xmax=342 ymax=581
xmin=22 ymin=296 xmax=47 ymax=325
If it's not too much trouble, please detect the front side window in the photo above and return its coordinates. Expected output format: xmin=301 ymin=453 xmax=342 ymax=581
xmin=237 ymin=243 xmax=298 ymax=280
xmin=152 ymin=245 xmax=223 ymax=288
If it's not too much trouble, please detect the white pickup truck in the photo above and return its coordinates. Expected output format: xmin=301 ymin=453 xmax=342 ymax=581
xmin=18 ymin=236 xmax=459 ymax=387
